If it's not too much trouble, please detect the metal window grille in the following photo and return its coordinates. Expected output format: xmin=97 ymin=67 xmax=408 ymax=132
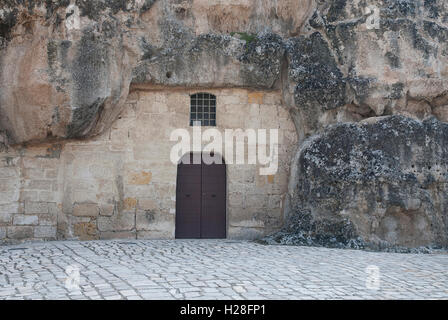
xmin=190 ymin=93 xmax=216 ymax=126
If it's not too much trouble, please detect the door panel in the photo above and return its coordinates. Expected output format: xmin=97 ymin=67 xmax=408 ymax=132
xmin=175 ymin=160 xmax=202 ymax=239
xmin=201 ymin=162 xmax=226 ymax=239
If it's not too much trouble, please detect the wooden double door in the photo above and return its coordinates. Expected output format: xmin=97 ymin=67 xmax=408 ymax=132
xmin=175 ymin=153 xmax=226 ymax=239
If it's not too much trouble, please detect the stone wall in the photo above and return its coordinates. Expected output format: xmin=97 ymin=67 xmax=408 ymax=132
xmin=0 ymin=146 xmax=60 ymax=242
xmin=0 ymin=89 xmax=297 ymax=243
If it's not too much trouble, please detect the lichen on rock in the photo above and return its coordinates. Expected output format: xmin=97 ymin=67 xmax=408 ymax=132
xmin=265 ymin=116 xmax=448 ymax=250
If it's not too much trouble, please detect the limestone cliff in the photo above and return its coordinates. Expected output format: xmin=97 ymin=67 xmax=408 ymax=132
xmin=0 ymin=0 xmax=308 ymax=144
xmin=1 ymin=0 xmax=448 ymax=249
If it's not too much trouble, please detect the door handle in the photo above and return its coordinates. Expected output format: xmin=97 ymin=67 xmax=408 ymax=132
xmin=211 ymin=194 xmax=216 ymax=198
xmin=185 ymin=194 xmax=191 ymax=198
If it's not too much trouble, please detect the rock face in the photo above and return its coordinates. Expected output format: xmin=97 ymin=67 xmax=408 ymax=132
xmin=1 ymin=0 xmax=448 ymax=249
xmin=270 ymin=0 xmax=448 ymax=250
xmin=285 ymin=0 xmax=448 ymax=139
xmin=267 ymin=116 xmax=448 ymax=250
xmin=0 ymin=0 xmax=143 ymax=144
xmin=0 ymin=0 xmax=310 ymax=145
xmin=1 ymin=0 xmax=447 ymax=145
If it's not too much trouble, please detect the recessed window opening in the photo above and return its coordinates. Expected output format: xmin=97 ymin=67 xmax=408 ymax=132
xmin=190 ymin=93 xmax=216 ymax=126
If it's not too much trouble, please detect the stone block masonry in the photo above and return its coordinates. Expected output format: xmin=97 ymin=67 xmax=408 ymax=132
xmin=0 ymin=89 xmax=297 ymax=243
xmin=0 ymin=146 xmax=60 ymax=242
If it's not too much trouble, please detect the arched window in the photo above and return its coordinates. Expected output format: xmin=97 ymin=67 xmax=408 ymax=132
xmin=190 ymin=93 xmax=216 ymax=126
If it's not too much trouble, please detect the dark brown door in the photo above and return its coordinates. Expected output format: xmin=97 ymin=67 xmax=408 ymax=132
xmin=176 ymin=153 xmax=226 ymax=239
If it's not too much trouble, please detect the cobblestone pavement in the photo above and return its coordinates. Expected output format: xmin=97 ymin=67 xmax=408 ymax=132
xmin=0 ymin=240 xmax=447 ymax=300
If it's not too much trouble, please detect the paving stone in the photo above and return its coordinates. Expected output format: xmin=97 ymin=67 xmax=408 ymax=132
xmin=0 ymin=240 xmax=447 ymax=300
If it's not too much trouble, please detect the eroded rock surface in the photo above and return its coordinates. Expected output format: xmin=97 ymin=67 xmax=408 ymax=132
xmin=1 ymin=0 xmax=448 ymax=249
xmin=263 ymin=0 xmax=448 ymax=250
xmin=0 ymin=0 xmax=311 ymax=145
xmin=266 ymin=116 xmax=448 ymax=250
xmin=285 ymin=0 xmax=448 ymax=139
xmin=1 ymin=0 xmax=448 ymax=145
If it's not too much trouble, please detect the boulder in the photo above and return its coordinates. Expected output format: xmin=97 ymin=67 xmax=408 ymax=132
xmin=267 ymin=116 xmax=448 ymax=250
